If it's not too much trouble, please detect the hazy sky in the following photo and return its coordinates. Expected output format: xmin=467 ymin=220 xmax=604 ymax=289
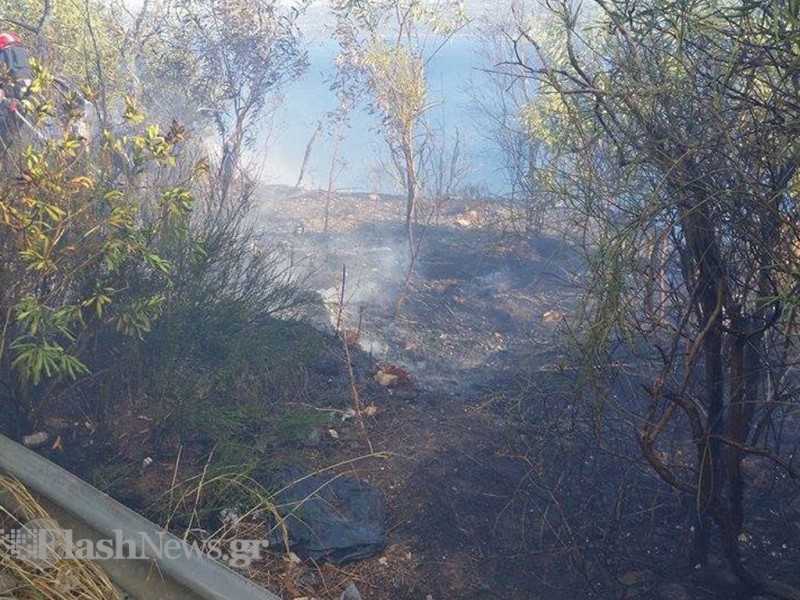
xmin=115 ymin=0 xmax=515 ymax=34
xmin=110 ymin=0 xmax=521 ymax=191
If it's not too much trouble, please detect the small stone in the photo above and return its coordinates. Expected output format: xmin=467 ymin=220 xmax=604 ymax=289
xmin=542 ymin=310 xmax=563 ymax=323
xmin=340 ymin=581 xmax=362 ymax=600
xmin=374 ymin=371 xmax=399 ymax=387
xmin=22 ymin=431 xmax=49 ymax=448
xmin=373 ymin=363 xmax=413 ymax=390
xmin=298 ymin=570 xmax=320 ymax=587
xmin=219 ymin=507 xmax=240 ymax=525
xmin=454 ymin=210 xmax=480 ymax=228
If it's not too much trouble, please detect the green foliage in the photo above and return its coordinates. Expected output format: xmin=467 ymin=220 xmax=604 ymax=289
xmin=363 ymin=42 xmax=425 ymax=134
xmin=334 ymin=0 xmax=466 ymax=143
xmin=143 ymin=316 xmax=325 ymax=475
xmin=126 ymin=0 xmax=308 ymax=149
xmin=0 ymin=67 xmax=197 ymax=414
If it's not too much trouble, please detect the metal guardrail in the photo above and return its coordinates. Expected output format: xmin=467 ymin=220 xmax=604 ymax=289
xmin=0 ymin=434 xmax=283 ymax=600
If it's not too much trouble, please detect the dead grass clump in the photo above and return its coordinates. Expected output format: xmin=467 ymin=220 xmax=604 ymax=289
xmin=0 ymin=474 xmax=122 ymax=599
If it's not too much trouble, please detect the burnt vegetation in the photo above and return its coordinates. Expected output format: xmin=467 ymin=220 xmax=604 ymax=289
xmin=0 ymin=0 xmax=800 ymax=599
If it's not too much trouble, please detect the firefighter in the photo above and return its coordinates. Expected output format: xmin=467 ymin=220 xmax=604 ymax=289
xmin=0 ymin=31 xmax=31 ymax=107
xmin=0 ymin=31 xmax=31 ymax=148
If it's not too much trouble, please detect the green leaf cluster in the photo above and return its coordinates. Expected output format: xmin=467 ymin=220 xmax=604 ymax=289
xmin=0 ymin=69 xmax=198 ymax=398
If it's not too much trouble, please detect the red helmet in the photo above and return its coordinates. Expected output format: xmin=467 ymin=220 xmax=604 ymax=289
xmin=0 ymin=32 xmax=21 ymax=51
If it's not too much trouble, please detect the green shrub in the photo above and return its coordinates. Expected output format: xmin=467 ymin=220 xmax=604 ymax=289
xmin=0 ymin=66 xmax=199 ymax=429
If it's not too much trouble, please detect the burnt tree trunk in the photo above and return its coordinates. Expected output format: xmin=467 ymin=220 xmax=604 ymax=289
xmin=402 ymin=129 xmax=417 ymax=260
xmin=680 ymin=198 xmax=726 ymax=566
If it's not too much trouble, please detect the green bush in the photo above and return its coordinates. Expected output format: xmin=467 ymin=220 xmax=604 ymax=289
xmin=0 ymin=66 xmax=198 ymax=429
xmin=0 ymin=66 xmax=318 ymax=444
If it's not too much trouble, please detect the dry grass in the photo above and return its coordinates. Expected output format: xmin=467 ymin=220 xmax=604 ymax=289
xmin=156 ymin=451 xmax=392 ymax=599
xmin=0 ymin=474 xmax=122 ymax=599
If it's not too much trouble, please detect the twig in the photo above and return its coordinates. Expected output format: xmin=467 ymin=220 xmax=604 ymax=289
xmin=333 ymin=266 xmax=373 ymax=453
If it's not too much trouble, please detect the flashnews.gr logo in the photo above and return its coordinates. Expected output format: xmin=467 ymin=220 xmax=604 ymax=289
xmin=4 ymin=518 xmax=66 ymax=569
xmin=3 ymin=519 xmax=270 ymax=568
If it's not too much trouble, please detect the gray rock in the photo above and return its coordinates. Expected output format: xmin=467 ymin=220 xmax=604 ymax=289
xmin=298 ymin=570 xmax=320 ymax=588
xmin=340 ymin=581 xmax=362 ymax=600
xmin=21 ymin=431 xmax=49 ymax=448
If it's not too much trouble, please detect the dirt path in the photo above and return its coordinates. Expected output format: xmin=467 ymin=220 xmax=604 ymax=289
xmin=245 ymin=185 xmax=800 ymax=600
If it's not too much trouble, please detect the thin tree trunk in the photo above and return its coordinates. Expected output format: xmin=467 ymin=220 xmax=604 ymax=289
xmin=36 ymin=0 xmax=53 ymax=57
xmin=295 ymin=120 xmax=322 ymax=189
xmin=682 ymin=205 xmax=726 ymax=568
xmin=324 ymin=122 xmax=342 ymax=233
xmin=402 ymin=130 xmax=417 ymax=259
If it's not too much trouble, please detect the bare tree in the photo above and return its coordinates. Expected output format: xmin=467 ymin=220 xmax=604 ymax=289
xmin=133 ymin=0 xmax=309 ymax=199
xmin=330 ymin=0 xmax=467 ymax=258
xmin=471 ymin=7 xmax=550 ymax=232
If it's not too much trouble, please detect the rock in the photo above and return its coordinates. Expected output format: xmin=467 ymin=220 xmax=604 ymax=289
xmin=542 ymin=310 xmax=563 ymax=323
xmin=340 ymin=581 xmax=362 ymax=600
xmin=219 ymin=507 xmax=240 ymax=526
xmin=657 ymin=583 xmax=691 ymax=600
xmin=374 ymin=363 xmax=413 ymax=390
xmin=297 ymin=570 xmax=320 ymax=588
xmin=454 ymin=209 xmax=480 ymax=228
xmin=375 ymin=370 xmax=398 ymax=387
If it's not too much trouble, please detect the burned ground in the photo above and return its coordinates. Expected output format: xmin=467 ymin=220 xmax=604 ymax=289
xmin=247 ymin=186 xmax=800 ymax=599
xmin=39 ymin=185 xmax=800 ymax=599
